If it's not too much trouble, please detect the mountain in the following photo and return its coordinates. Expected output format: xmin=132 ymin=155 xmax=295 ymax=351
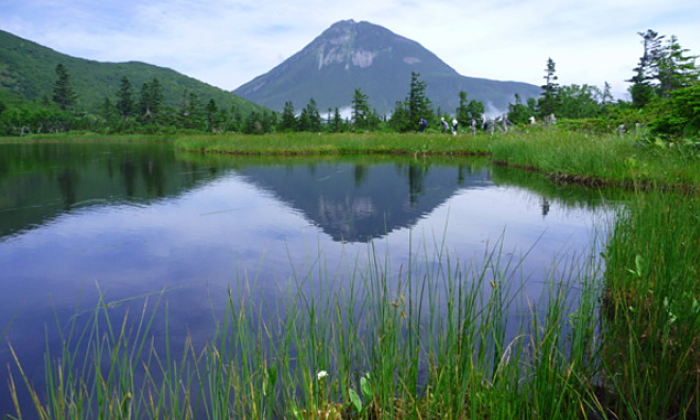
xmin=233 ymin=20 xmax=540 ymax=116
xmin=0 ymin=29 xmax=264 ymax=115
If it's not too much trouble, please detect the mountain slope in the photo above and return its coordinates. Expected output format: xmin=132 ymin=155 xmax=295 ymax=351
xmin=233 ymin=20 xmax=540 ymax=115
xmin=0 ymin=29 xmax=264 ymax=114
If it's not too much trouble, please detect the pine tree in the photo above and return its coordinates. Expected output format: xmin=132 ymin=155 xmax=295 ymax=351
xmin=179 ymin=90 xmax=203 ymax=129
xmin=407 ymin=72 xmax=432 ymax=129
xmin=351 ymin=88 xmax=371 ymax=130
xmin=206 ymin=99 xmax=220 ymax=132
xmin=304 ymin=98 xmax=321 ymax=132
xmin=657 ymin=35 xmax=699 ymax=97
xmin=280 ymin=101 xmax=296 ymax=132
xmin=138 ymin=78 xmax=164 ymax=120
xmin=331 ymin=107 xmax=344 ymax=133
xmin=629 ymin=30 xmax=665 ymax=108
xmin=116 ymin=76 xmax=134 ymax=121
xmin=538 ymin=57 xmax=559 ymax=117
xmin=455 ymin=91 xmax=471 ymax=127
xmin=52 ymin=63 xmax=77 ymax=111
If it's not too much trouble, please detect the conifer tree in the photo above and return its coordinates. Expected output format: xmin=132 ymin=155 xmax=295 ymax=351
xmin=657 ymin=35 xmax=699 ymax=97
xmin=629 ymin=30 xmax=665 ymax=108
xmin=301 ymin=98 xmax=321 ymax=132
xmin=280 ymin=101 xmax=296 ymax=132
xmin=407 ymin=72 xmax=432 ymax=129
xmin=331 ymin=107 xmax=344 ymax=132
xmin=52 ymin=63 xmax=77 ymax=111
xmin=138 ymin=78 xmax=164 ymax=119
xmin=116 ymin=76 xmax=134 ymax=120
xmin=455 ymin=91 xmax=471 ymax=127
xmin=538 ymin=57 xmax=559 ymax=117
xmin=351 ymin=88 xmax=371 ymax=130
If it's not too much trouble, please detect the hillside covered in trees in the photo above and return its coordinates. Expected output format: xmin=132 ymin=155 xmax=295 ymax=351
xmin=0 ymin=29 xmax=268 ymax=134
xmin=0 ymin=28 xmax=698 ymax=140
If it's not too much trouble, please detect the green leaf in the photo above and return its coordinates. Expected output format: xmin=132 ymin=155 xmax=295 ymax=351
xmin=349 ymin=388 xmax=362 ymax=413
xmin=360 ymin=375 xmax=372 ymax=399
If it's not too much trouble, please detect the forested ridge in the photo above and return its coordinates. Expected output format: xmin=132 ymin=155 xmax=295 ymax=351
xmin=1 ymin=28 xmax=698 ymax=141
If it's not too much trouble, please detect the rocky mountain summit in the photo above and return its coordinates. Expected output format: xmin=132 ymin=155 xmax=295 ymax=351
xmin=234 ymin=20 xmax=539 ymax=115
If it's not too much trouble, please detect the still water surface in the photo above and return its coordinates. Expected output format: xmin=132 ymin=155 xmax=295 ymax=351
xmin=0 ymin=141 xmax=613 ymax=414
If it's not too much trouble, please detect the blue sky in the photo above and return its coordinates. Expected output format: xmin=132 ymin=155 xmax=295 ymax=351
xmin=1 ymin=0 xmax=698 ymax=99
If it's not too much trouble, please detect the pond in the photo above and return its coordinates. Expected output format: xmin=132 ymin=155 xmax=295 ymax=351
xmin=0 ymin=140 xmax=615 ymax=416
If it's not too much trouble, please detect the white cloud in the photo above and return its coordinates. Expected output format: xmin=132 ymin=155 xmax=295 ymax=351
xmin=1 ymin=0 xmax=699 ymax=99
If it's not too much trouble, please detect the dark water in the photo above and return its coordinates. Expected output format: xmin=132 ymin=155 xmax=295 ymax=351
xmin=0 ymin=141 xmax=613 ymax=416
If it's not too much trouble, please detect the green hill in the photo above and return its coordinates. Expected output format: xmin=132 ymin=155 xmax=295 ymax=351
xmin=0 ymin=29 xmax=264 ymax=115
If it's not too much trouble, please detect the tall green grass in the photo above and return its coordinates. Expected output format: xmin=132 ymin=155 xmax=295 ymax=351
xmin=600 ymin=190 xmax=700 ymax=419
xmin=173 ymin=132 xmax=493 ymax=157
xmin=6 ymin=236 xmax=606 ymax=419
xmin=174 ymin=129 xmax=700 ymax=191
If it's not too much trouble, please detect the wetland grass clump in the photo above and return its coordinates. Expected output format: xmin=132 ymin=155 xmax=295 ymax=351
xmin=599 ymin=190 xmax=700 ymax=419
xmin=6 ymin=239 xmax=606 ymax=419
xmin=173 ymin=132 xmax=493 ymax=156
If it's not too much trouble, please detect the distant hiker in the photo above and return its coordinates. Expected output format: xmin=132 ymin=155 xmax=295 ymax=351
xmin=419 ymin=118 xmax=427 ymax=132
xmin=470 ymin=118 xmax=477 ymax=136
xmin=452 ymin=118 xmax=458 ymax=136
xmin=544 ymin=113 xmax=556 ymax=126
xmin=441 ymin=117 xmax=448 ymax=133
xmin=617 ymin=124 xmax=626 ymax=137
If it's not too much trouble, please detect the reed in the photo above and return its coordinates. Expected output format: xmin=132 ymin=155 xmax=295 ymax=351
xmin=6 ymin=235 xmax=606 ymax=419
xmin=599 ymin=189 xmax=700 ymax=419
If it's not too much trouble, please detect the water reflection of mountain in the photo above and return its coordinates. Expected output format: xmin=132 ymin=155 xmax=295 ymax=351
xmin=236 ymin=162 xmax=492 ymax=242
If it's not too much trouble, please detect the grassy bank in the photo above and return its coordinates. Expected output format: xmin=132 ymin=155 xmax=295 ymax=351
xmin=173 ymin=131 xmax=493 ymax=157
xmin=174 ymin=129 xmax=700 ymax=191
xmin=599 ymin=191 xmax=700 ymax=419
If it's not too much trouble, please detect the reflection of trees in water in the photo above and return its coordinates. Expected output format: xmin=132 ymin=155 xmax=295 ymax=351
xmin=354 ymin=165 xmax=367 ymax=188
xmin=408 ymin=164 xmax=426 ymax=206
xmin=541 ymin=197 xmax=550 ymax=217
xmin=142 ymin=159 xmax=166 ymax=197
xmin=0 ymin=142 xmax=220 ymax=240
xmin=121 ymin=159 xmax=137 ymax=197
xmin=57 ymin=169 xmax=79 ymax=209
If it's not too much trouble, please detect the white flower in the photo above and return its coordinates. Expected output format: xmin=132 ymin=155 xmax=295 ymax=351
xmin=317 ymin=370 xmax=328 ymax=380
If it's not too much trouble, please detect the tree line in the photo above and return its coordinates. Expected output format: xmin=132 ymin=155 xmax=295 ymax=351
xmin=1 ymin=29 xmax=698 ymax=139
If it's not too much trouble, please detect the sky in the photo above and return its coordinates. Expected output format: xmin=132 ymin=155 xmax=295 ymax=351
xmin=1 ymin=0 xmax=699 ymax=100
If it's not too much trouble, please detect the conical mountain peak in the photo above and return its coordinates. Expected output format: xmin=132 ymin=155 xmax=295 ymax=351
xmin=233 ymin=20 xmax=538 ymax=115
